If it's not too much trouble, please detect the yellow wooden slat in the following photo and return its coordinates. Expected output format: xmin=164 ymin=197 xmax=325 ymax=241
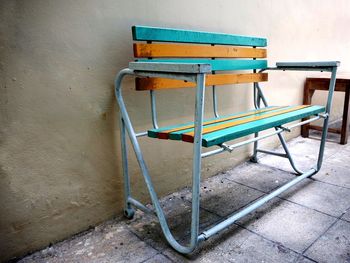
xmin=157 ymin=106 xmax=284 ymax=139
xmin=133 ymin=43 xmax=267 ymax=58
xmin=136 ymin=73 xmax=268 ymax=91
xmin=182 ymin=105 xmax=310 ymax=141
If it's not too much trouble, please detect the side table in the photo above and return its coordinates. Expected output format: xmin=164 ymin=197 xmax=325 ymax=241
xmin=301 ymin=76 xmax=350 ymax=144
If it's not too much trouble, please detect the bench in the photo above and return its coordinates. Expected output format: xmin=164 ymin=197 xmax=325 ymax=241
xmin=115 ymin=25 xmax=339 ymax=254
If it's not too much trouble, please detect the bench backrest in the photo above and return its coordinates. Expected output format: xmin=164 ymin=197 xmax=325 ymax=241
xmin=132 ymin=26 xmax=268 ymax=90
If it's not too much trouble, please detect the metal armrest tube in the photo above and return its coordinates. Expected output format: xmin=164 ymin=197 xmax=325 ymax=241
xmin=260 ymin=61 xmax=340 ymax=72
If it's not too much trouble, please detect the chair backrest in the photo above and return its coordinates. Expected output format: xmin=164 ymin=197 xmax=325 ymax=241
xmin=132 ymin=26 xmax=268 ymax=90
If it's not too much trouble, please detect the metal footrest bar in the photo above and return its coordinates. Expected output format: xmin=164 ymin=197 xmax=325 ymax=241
xmin=198 ymin=168 xmax=316 ymax=241
xmin=256 ymin=149 xmax=288 ymax=158
xmin=136 ymin=131 xmax=148 ymax=137
xmin=128 ymin=197 xmax=155 ymax=215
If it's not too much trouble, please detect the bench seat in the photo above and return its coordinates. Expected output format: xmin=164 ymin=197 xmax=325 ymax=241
xmin=148 ymin=105 xmax=325 ymax=147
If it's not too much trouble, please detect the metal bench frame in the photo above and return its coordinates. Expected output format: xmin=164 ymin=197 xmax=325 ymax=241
xmin=115 ymin=61 xmax=338 ymax=254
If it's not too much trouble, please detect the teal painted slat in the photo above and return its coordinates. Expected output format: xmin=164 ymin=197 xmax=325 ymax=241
xmin=202 ymin=105 xmax=325 ymax=147
xmin=137 ymin=59 xmax=267 ymax=71
xmin=132 ymin=26 xmax=267 ymax=47
xmin=168 ymin=106 xmax=291 ymax=140
xmin=148 ymin=120 xmax=194 ymax=138
xmin=147 ymin=106 xmax=279 ymax=139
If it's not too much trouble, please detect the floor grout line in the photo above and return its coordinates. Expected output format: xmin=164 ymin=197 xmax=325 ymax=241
xmin=188 ymin=195 xmax=311 ymax=261
xmin=198 ymin=198 xmax=321 ymax=261
xmin=225 ymin=176 xmax=343 ymax=219
xmin=139 ymin=252 xmax=163 ymax=263
xmin=124 ymin=221 xmax=167 ymax=255
xmin=301 ymin=217 xmax=340 ymax=256
xmin=301 ymin=204 xmax=350 ymax=256
xmin=311 ymin=177 xmax=350 ymax=190
xmin=234 ymin=222 xmax=318 ymax=262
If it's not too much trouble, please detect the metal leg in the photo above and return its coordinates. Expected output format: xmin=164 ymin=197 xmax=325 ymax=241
xmin=212 ymin=85 xmax=219 ymax=118
xmin=276 ymin=133 xmax=304 ymax=175
xmin=190 ymin=73 xmax=206 ymax=246
xmin=340 ymin=87 xmax=350 ymax=144
xmin=120 ymin=115 xmax=134 ymax=219
xmin=251 ymin=82 xmax=305 ymax=174
xmin=115 ymin=69 xmax=206 ymax=254
xmin=150 ymin=90 xmax=159 ymax=129
xmin=251 ymin=83 xmax=260 ymax=163
xmin=316 ymin=67 xmax=337 ymax=171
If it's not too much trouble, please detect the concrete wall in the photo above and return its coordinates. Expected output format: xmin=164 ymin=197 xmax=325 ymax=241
xmin=1 ymin=0 xmax=349 ymax=260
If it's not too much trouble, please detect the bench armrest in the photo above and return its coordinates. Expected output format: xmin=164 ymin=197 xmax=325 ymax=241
xmin=268 ymin=61 xmax=340 ymax=72
xmin=129 ymin=62 xmax=212 ymax=73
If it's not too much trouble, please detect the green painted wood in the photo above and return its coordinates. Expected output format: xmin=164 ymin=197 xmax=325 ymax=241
xmin=148 ymin=120 xmax=194 ymax=138
xmin=132 ymin=26 xmax=267 ymax=47
xmin=202 ymin=105 xmax=325 ymax=147
xmin=148 ymin=106 xmax=279 ymax=138
xmin=129 ymin=61 xmax=212 ymax=73
xmin=168 ymin=106 xmax=292 ymax=140
xmin=137 ymin=59 xmax=267 ymax=71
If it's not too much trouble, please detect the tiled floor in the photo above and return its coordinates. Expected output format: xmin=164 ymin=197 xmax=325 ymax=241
xmin=18 ymin=135 xmax=350 ymax=263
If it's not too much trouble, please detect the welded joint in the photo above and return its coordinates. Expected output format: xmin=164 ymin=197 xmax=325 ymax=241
xmin=197 ymin=233 xmax=207 ymax=242
xmin=278 ymin=125 xmax=291 ymax=132
xmin=220 ymin=143 xmax=233 ymax=153
xmin=318 ymin=113 xmax=329 ymax=119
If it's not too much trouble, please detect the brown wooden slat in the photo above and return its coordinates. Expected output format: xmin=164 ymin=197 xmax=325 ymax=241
xmin=136 ymin=73 xmax=268 ymax=91
xmin=133 ymin=43 xmax=267 ymax=58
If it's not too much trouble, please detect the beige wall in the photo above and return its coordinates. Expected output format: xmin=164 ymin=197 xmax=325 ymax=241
xmin=1 ymin=0 xmax=349 ymax=260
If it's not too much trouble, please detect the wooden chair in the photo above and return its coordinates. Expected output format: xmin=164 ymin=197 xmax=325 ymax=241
xmin=115 ymin=25 xmax=339 ymax=254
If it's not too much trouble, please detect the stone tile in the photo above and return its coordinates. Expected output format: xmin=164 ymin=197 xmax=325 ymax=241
xmin=19 ymin=220 xmax=158 ymax=263
xmin=237 ymin=199 xmax=336 ymax=253
xmin=164 ymin=226 xmax=304 ymax=263
xmin=144 ymin=253 xmax=173 ymax=263
xmin=279 ymin=179 xmax=350 ymax=217
xmin=183 ymin=176 xmax=264 ymax=217
xmin=304 ymin=220 xmax=350 ymax=263
xmin=294 ymin=256 xmax=316 ymax=263
xmin=258 ymin=137 xmax=340 ymax=173
xmin=314 ymin=163 xmax=350 ymax=189
xmin=161 ymin=248 xmax=193 ymax=263
xmin=163 ymin=232 xmax=315 ymax=263
xmin=341 ymin=209 xmax=350 ymax=223
xmin=225 ymin=162 xmax=295 ymax=193
xmin=324 ymin=149 xmax=350 ymax=170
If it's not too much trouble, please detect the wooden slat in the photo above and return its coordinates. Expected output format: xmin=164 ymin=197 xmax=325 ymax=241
xmin=169 ymin=106 xmax=298 ymax=140
xmin=150 ymin=106 xmax=284 ymax=139
xmin=129 ymin=61 xmax=211 ymax=73
xmin=132 ymin=26 xmax=267 ymax=47
xmin=136 ymin=59 xmax=267 ymax=71
xmin=200 ymin=105 xmax=325 ymax=147
xmin=182 ymin=106 xmax=310 ymax=143
xmin=136 ymin=73 xmax=268 ymax=90
xmin=133 ymin=43 xmax=267 ymax=58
